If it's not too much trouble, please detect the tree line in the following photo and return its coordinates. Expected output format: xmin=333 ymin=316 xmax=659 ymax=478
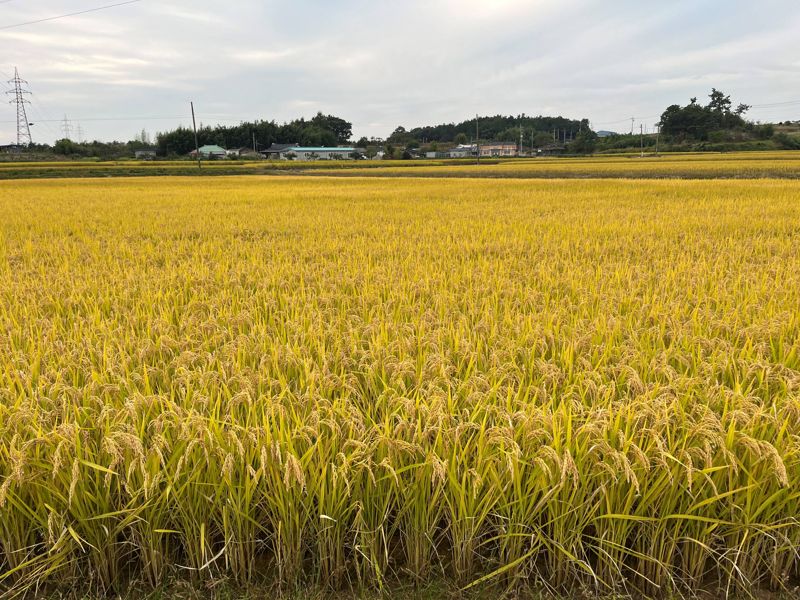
xmin=387 ymin=114 xmax=589 ymax=146
xmin=156 ymin=113 xmax=353 ymax=156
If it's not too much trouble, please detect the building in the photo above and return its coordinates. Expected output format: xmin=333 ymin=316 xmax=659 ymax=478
xmin=134 ymin=150 xmax=156 ymax=160
xmin=596 ymin=130 xmax=618 ymax=138
xmin=278 ymin=146 xmax=356 ymax=161
xmin=479 ymin=142 xmax=517 ymax=157
xmin=227 ymin=147 xmax=262 ymax=158
xmin=261 ymin=143 xmax=299 ymax=159
xmin=425 ymin=151 xmax=449 ymax=159
xmin=536 ymin=144 xmax=566 ymax=156
xmin=448 ymin=144 xmax=477 ymax=158
xmin=189 ymin=144 xmax=227 ymax=159
xmin=0 ymin=144 xmax=25 ymax=153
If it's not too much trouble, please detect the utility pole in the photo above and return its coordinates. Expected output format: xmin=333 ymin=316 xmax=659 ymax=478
xmin=190 ymin=101 xmax=201 ymax=170
xmin=640 ymin=124 xmax=644 ymax=157
xmin=252 ymin=131 xmax=257 ymax=154
xmin=476 ymin=114 xmax=480 ymax=165
xmin=630 ymin=117 xmax=635 ymax=135
xmin=655 ymin=124 xmax=660 ymax=156
xmin=519 ymin=125 xmax=523 ymax=157
xmin=6 ymin=67 xmax=33 ymax=146
xmin=61 ymin=115 xmax=72 ymax=141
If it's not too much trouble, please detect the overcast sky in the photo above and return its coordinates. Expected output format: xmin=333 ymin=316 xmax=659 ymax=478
xmin=2 ymin=0 xmax=800 ymax=145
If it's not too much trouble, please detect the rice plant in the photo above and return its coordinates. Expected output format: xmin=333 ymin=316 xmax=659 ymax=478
xmin=0 ymin=176 xmax=798 ymax=597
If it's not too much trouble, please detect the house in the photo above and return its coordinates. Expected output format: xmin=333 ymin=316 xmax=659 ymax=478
xmin=227 ymin=147 xmax=262 ymax=158
xmin=448 ymin=144 xmax=477 ymax=158
xmin=536 ymin=144 xmax=566 ymax=156
xmin=596 ymin=130 xmax=617 ymax=138
xmin=479 ymin=142 xmax=517 ymax=157
xmin=189 ymin=144 xmax=227 ymax=159
xmin=278 ymin=146 xmax=356 ymax=161
xmin=261 ymin=143 xmax=300 ymax=159
xmin=135 ymin=150 xmax=156 ymax=160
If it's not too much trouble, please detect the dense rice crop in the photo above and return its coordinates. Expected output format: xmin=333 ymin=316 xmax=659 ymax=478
xmin=1 ymin=176 xmax=799 ymax=597
xmin=312 ymin=152 xmax=800 ymax=179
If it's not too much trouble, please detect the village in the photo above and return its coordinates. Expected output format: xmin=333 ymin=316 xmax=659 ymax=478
xmin=150 ymin=142 xmax=565 ymax=161
xmin=160 ymin=140 xmax=566 ymax=162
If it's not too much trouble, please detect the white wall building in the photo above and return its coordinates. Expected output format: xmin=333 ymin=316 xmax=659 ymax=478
xmin=448 ymin=144 xmax=477 ymax=158
xmin=280 ymin=146 xmax=356 ymax=161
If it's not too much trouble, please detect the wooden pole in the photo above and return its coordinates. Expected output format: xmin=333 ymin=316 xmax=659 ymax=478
xmin=191 ymin=101 xmax=201 ymax=169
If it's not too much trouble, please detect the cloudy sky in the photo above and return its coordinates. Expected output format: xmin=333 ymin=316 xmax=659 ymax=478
xmin=2 ymin=0 xmax=799 ymax=144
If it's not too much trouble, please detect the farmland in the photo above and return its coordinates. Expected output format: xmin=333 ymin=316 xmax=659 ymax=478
xmin=1 ymin=150 xmax=800 ymax=181
xmin=1 ymin=175 xmax=800 ymax=598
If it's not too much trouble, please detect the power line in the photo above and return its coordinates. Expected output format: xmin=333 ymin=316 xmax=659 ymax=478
xmin=28 ymin=100 xmax=61 ymax=138
xmin=0 ymin=114 xmax=246 ymax=123
xmin=0 ymin=0 xmax=143 ymax=31
xmin=750 ymin=100 xmax=800 ymax=108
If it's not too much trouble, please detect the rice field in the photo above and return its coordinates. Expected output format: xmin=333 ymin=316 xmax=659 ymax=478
xmin=311 ymin=152 xmax=800 ymax=179
xmin=1 ymin=150 xmax=800 ymax=181
xmin=1 ymin=176 xmax=799 ymax=597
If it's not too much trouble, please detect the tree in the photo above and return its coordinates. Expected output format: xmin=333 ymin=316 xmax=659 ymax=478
xmin=533 ymin=132 xmax=554 ymax=148
xmin=454 ymin=132 xmax=469 ymax=145
xmin=299 ymin=126 xmax=337 ymax=147
xmin=568 ymin=129 xmax=598 ymax=154
xmin=659 ymin=89 xmax=748 ymax=141
xmin=497 ymin=128 xmax=520 ymax=142
xmin=53 ymin=138 xmax=84 ymax=156
xmin=310 ymin=113 xmax=352 ymax=143
xmin=707 ymin=88 xmax=732 ymax=113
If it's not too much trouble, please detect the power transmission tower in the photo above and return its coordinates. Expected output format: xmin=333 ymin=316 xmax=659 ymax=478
xmin=6 ymin=67 xmax=33 ymax=146
xmin=61 ymin=115 xmax=72 ymax=140
xmin=76 ymin=123 xmax=84 ymax=143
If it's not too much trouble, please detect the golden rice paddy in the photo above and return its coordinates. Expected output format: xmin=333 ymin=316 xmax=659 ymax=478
xmin=1 ymin=175 xmax=799 ymax=596
xmin=2 ymin=150 xmax=800 ymax=181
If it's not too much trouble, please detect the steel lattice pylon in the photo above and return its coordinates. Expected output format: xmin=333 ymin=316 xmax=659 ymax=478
xmin=6 ymin=67 xmax=33 ymax=146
